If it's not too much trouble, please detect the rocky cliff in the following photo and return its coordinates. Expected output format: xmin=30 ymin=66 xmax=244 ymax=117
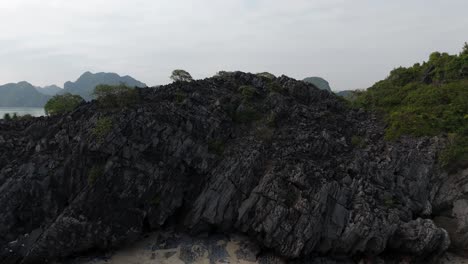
xmin=0 ymin=72 xmax=464 ymax=263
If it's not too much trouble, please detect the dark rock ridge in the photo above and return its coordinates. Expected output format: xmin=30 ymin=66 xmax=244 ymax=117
xmin=0 ymin=72 xmax=461 ymax=263
xmin=63 ymin=71 xmax=147 ymax=100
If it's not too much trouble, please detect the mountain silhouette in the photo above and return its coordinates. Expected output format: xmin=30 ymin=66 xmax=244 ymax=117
xmin=63 ymin=71 xmax=147 ymax=100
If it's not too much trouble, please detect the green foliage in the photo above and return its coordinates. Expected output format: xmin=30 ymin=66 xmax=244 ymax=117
xmin=266 ymin=82 xmax=286 ymax=94
xmin=256 ymin=72 xmax=276 ymax=80
xmin=175 ymin=91 xmax=187 ymax=104
xmin=351 ymin=135 xmax=366 ymax=148
xmin=208 ymin=140 xmax=225 ymax=155
xmin=93 ymin=84 xmax=139 ymax=108
xmin=21 ymin=114 xmax=33 ymax=120
xmin=238 ymin=85 xmax=257 ymax=100
xmin=88 ymin=164 xmax=105 ymax=186
xmin=215 ymin=71 xmax=231 ymax=77
xmin=266 ymin=112 xmax=278 ymax=128
xmin=170 ymin=69 xmax=193 ymax=82
xmin=354 ymin=44 xmax=468 ymax=171
xmin=384 ymin=197 xmax=395 ymax=208
xmin=233 ymin=105 xmax=261 ymax=123
xmin=3 ymin=113 xmax=11 ymax=121
xmin=439 ymin=132 xmax=468 ymax=172
xmin=461 ymin=42 xmax=468 ymax=55
xmin=92 ymin=117 xmax=113 ymax=142
xmin=44 ymin=93 xmax=84 ymax=116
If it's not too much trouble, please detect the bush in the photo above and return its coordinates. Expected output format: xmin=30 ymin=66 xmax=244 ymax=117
xmin=175 ymin=91 xmax=187 ymax=104
xmin=92 ymin=117 xmax=113 ymax=142
xmin=233 ymin=105 xmax=261 ymax=123
xmin=88 ymin=164 xmax=105 ymax=185
xmin=208 ymin=140 xmax=225 ymax=155
xmin=44 ymin=93 xmax=84 ymax=116
xmin=3 ymin=113 xmax=11 ymax=121
xmin=93 ymin=84 xmax=139 ymax=108
xmin=238 ymin=85 xmax=257 ymax=100
xmin=351 ymin=135 xmax=366 ymax=148
xmin=266 ymin=112 xmax=278 ymax=128
xmin=439 ymin=133 xmax=468 ymax=172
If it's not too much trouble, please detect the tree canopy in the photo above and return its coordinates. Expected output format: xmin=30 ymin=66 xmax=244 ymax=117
xmin=44 ymin=93 xmax=84 ymax=116
xmin=93 ymin=84 xmax=139 ymax=108
xmin=170 ymin=69 xmax=193 ymax=82
xmin=462 ymin=42 xmax=468 ymax=55
xmin=353 ymin=43 xmax=468 ymax=171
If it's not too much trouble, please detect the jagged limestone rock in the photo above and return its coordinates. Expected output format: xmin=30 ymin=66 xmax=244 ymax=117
xmin=0 ymin=72 xmax=453 ymax=263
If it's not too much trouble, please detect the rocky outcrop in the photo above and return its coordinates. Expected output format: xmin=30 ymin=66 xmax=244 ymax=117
xmin=433 ymin=168 xmax=468 ymax=256
xmin=0 ymin=72 xmax=456 ymax=263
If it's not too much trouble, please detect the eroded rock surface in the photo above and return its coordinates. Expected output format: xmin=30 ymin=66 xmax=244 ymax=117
xmin=0 ymin=72 xmax=455 ymax=263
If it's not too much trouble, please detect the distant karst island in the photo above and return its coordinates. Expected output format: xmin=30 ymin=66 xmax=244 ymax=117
xmin=0 ymin=72 xmax=147 ymax=107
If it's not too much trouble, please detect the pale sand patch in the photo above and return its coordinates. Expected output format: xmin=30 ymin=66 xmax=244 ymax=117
xmin=77 ymin=233 xmax=260 ymax=264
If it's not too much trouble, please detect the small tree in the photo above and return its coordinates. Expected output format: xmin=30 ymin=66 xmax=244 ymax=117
xmin=93 ymin=84 xmax=138 ymax=108
xmin=45 ymin=93 xmax=84 ymax=116
xmin=170 ymin=69 xmax=193 ymax=82
xmin=462 ymin=42 xmax=468 ymax=55
xmin=3 ymin=113 xmax=12 ymax=121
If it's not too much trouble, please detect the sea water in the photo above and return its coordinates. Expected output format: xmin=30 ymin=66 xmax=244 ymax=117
xmin=0 ymin=107 xmax=45 ymax=119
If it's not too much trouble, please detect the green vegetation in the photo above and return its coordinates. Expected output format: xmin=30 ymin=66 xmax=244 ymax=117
xmin=3 ymin=113 xmax=11 ymax=121
xmin=354 ymin=44 xmax=468 ymax=171
xmin=88 ymin=164 xmax=105 ymax=185
xmin=233 ymin=105 xmax=261 ymax=123
xmin=266 ymin=81 xmax=287 ymax=94
xmin=256 ymin=72 xmax=276 ymax=80
xmin=208 ymin=139 xmax=225 ymax=155
xmin=351 ymin=135 xmax=366 ymax=148
xmin=170 ymin=69 xmax=193 ymax=82
xmin=44 ymin=93 xmax=84 ymax=116
xmin=92 ymin=117 xmax=113 ymax=143
xmin=175 ymin=91 xmax=187 ymax=104
xmin=64 ymin=71 xmax=146 ymax=101
xmin=238 ymin=85 xmax=257 ymax=100
xmin=93 ymin=84 xmax=139 ymax=108
xmin=384 ymin=197 xmax=395 ymax=208
xmin=215 ymin=71 xmax=230 ymax=77
xmin=266 ymin=112 xmax=278 ymax=128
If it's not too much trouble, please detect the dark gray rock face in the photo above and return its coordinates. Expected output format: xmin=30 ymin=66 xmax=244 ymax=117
xmin=0 ymin=72 xmax=454 ymax=263
xmin=433 ymin=168 xmax=468 ymax=255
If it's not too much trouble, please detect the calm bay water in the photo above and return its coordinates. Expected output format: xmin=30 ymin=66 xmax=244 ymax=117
xmin=0 ymin=107 xmax=45 ymax=118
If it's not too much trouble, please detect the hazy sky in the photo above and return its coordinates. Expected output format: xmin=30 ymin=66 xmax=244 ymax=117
xmin=0 ymin=0 xmax=467 ymax=90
